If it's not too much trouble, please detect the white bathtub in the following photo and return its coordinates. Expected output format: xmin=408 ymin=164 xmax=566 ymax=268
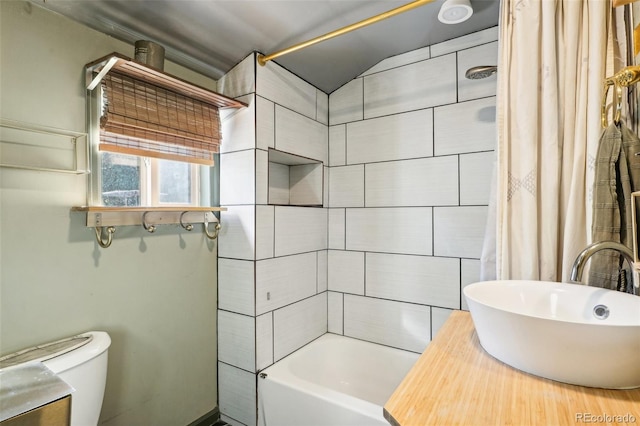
xmin=258 ymin=333 xmax=419 ymax=426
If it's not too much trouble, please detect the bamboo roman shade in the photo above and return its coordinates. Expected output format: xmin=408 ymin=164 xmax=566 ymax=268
xmin=100 ymin=71 xmax=221 ymax=165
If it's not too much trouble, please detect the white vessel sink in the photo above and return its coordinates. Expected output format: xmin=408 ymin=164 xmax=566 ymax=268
xmin=464 ymin=280 xmax=640 ymax=389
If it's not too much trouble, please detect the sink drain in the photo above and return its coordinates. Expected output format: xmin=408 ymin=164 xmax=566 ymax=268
xmin=593 ymin=304 xmax=610 ymax=320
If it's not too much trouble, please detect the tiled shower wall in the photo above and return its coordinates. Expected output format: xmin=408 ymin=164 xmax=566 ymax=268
xmin=217 ymin=53 xmax=330 ymax=426
xmin=326 ymin=27 xmax=498 ymax=353
xmin=216 ymin=26 xmax=497 ymax=426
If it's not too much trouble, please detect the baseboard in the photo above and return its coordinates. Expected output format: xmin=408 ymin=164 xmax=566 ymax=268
xmin=188 ymin=407 xmax=220 ymax=426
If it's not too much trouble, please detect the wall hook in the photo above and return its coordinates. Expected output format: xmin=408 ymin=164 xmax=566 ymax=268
xmin=95 ymin=226 xmax=116 ymax=248
xmin=142 ymin=211 xmax=156 ymax=233
xmin=203 ymin=216 xmax=221 ymax=240
xmin=180 ymin=211 xmax=194 ymax=231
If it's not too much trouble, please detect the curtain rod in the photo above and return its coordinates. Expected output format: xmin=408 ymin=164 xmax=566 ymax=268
xmin=257 ymin=0 xmax=437 ymax=66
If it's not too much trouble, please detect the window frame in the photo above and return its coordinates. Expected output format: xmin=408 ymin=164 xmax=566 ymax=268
xmin=87 ymin=82 xmax=204 ymax=208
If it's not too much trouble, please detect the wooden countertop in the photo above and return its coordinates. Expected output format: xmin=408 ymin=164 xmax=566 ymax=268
xmin=383 ymin=311 xmax=640 ymax=426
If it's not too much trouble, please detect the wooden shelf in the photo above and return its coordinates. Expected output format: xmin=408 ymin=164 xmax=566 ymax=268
xmin=71 ymin=206 xmax=226 ymax=213
xmin=85 ymin=53 xmax=247 ymax=110
xmin=72 ymin=206 xmax=226 ymax=227
xmin=72 ymin=206 xmax=226 ymax=247
xmin=384 ymin=311 xmax=640 ymax=426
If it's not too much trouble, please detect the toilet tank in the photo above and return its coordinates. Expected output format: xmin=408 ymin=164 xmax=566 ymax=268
xmin=0 ymin=331 xmax=111 ymax=426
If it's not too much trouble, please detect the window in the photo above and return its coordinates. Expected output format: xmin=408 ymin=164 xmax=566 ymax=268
xmin=88 ymin=68 xmax=221 ymax=208
xmin=100 ymin=152 xmax=141 ymax=206
xmin=80 ymin=54 xmax=244 ymax=246
xmin=100 ymin=152 xmax=199 ymax=207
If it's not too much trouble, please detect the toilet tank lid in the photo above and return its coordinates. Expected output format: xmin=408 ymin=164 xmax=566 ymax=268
xmin=0 ymin=331 xmax=111 ymax=369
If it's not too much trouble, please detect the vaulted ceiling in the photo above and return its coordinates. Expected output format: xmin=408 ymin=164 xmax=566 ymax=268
xmin=31 ymin=0 xmax=500 ymax=93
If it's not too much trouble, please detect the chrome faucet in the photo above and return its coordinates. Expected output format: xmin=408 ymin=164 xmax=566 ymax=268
xmin=570 ymin=240 xmax=639 ymax=295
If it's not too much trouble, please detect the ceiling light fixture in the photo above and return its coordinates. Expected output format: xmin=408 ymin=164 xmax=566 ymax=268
xmin=438 ymin=0 xmax=473 ymax=24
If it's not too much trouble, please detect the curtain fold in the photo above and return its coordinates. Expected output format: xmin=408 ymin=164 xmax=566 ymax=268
xmin=492 ymin=0 xmax=610 ymax=282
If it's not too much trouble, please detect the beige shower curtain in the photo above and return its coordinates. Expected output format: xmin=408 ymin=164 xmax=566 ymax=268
xmin=493 ymin=0 xmax=615 ymax=282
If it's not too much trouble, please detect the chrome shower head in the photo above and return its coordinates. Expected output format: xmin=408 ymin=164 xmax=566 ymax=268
xmin=465 ymin=65 xmax=498 ymax=80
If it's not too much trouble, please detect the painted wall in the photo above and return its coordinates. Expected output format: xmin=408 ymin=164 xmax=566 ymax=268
xmin=326 ymin=28 xmax=498 ymax=352
xmin=0 ymin=2 xmax=220 ymax=425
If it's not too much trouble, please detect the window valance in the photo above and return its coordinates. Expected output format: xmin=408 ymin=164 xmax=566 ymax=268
xmin=100 ymin=72 xmax=221 ymax=165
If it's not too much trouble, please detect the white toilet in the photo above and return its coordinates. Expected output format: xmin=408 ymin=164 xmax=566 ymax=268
xmin=0 ymin=331 xmax=111 ymax=426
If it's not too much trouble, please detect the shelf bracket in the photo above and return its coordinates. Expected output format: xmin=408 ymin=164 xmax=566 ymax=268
xmin=87 ymin=56 xmax=119 ymax=90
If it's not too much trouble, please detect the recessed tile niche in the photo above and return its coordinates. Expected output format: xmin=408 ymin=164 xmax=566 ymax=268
xmin=268 ymin=148 xmax=323 ymax=206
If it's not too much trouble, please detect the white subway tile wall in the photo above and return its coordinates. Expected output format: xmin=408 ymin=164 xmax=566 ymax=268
xmin=365 ymin=156 xmax=458 ymax=207
xmin=256 ymin=58 xmax=317 ymax=120
xmin=256 ymin=96 xmax=275 ymax=150
xmin=457 ymin=41 xmax=499 ymax=102
xmin=255 ymin=206 xmax=275 ymax=260
xmin=218 ymin=206 xmax=255 ymax=261
xmin=220 ymin=94 xmax=255 ymax=153
xmin=346 ymin=109 xmax=433 ymax=164
xmin=218 ymin=54 xmax=332 ymax=426
xmin=255 ymin=252 xmax=317 ymax=315
xmin=217 ymin=53 xmax=256 ymax=99
xmin=218 ymin=361 xmax=257 ymax=426
xmin=460 ymin=151 xmax=495 ymax=206
xmin=327 ymin=250 xmax=365 ymax=295
xmin=343 ymin=294 xmax=431 ymax=352
xmin=317 ymin=250 xmax=328 ymax=292
xmin=220 ymin=150 xmax=255 ymax=205
xmin=274 ymin=206 xmax=327 ymax=256
xmin=433 ymin=206 xmax=488 ymax=258
xmin=218 ymin=310 xmax=256 ymax=371
xmin=323 ymin=166 xmax=330 ymax=207
xmin=218 ymin=258 xmax=255 ymax=316
xmin=273 ymin=293 xmax=328 ymax=361
xmin=328 ymin=165 xmax=365 ymax=207
xmin=363 ymin=54 xmax=457 ymax=119
xmin=345 ymin=207 xmax=433 ymax=255
xmin=365 ymin=253 xmax=460 ymax=309
xmin=329 ymin=124 xmax=346 ymax=166
xmin=461 ymin=259 xmax=482 ymax=311
xmin=317 ymin=89 xmax=329 ymax=124
xmin=274 ymin=105 xmax=328 ymax=164
xmin=217 ymin=27 xmax=497 ymax=426
xmin=361 ymin=45 xmax=431 ymax=77
xmin=327 ymin=291 xmax=344 ymax=334
xmin=255 ymin=149 xmax=269 ymax=205
xmin=328 ymin=28 xmax=497 ymax=357
xmin=430 ymin=27 xmax=499 ymax=57
xmin=434 ymin=96 xmax=497 ymax=156
xmin=431 ymin=307 xmax=454 ymax=338
xmin=328 ymin=208 xmax=346 ymax=250
xmin=256 ymin=312 xmax=274 ymax=371
xmin=329 ymin=78 xmax=363 ymax=125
